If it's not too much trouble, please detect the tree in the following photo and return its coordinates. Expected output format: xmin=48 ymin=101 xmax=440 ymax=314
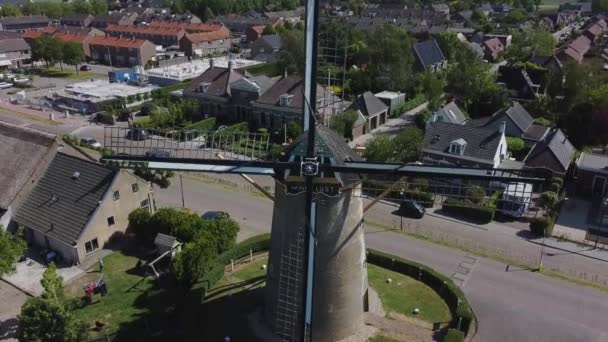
xmin=465 ymin=186 xmax=486 ymax=204
xmin=366 ymin=24 xmax=415 ymax=92
xmin=505 ymin=29 xmax=555 ymax=63
xmin=18 ymin=297 xmax=84 ymax=342
xmin=506 ymin=137 xmax=526 ymax=154
xmin=263 ymin=25 xmax=276 ymax=35
xmin=201 ymin=216 xmax=240 ymax=254
xmin=128 ymin=208 xmax=152 ymax=240
xmin=134 ymin=167 xmax=174 ymax=188
xmin=41 ymin=2 xmax=64 ymax=19
xmin=0 ymin=227 xmax=26 ymax=277
xmin=40 ymin=263 xmax=63 ymax=303
xmin=277 ymin=28 xmax=305 ymax=75
xmin=32 ymin=36 xmax=64 ymax=69
xmin=416 ymin=71 xmax=445 ymax=111
xmin=62 ymin=42 xmax=84 ymax=75
xmin=363 ymin=134 xmax=394 ymax=162
xmin=363 ymin=128 xmax=422 ymax=163
xmin=172 ymin=233 xmax=217 ymax=292
xmin=70 ymin=0 xmax=93 ymax=14
xmin=503 ymin=8 xmax=527 ymax=23
xmin=540 ymin=191 xmax=559 ymax=211
xmin=592 ymin=0 xmax=608 ymax=12
xmin=435 ymin=32 xmax=460 ymax=62
xmin=330 ymin=111 xmax=359 ymax=140
xmin=0 ymin=4 xmax=22 ymax=16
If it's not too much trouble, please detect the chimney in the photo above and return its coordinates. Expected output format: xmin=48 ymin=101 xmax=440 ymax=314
xmin=499 ymin=121 xmax=506 ymax=135
xmin=284 ymin=68 xmax=288 ymax=78
xmin=432 ymin=112 xmax=437 ymax=123
xmin=228 ymin=53 xmax=234 ymax=71
xmin=209 ymin=57 xmax=214 ymax=68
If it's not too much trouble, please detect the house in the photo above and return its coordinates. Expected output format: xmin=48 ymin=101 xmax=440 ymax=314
xmin=529 ymin=54 xmax=564 ymax=78
xmin=493 ymin=3 xmax=512 ymax=14
xmin=558 ymin=35 xmax=591 ymax=63
xmin=90 ymin=13 xmax=138 ymax=29
xmin=245 ymin=25 xmax=266 ymax=43
xmin=497 ymin=66 xmax=541 ymax=100
xmin=147 ymin=20 xmax=227 ymax=34
xmin=575 ymin=152 xmax=608 ymax=197
xmin=422 ymin=121 xmax=508 ymax=168
xmin=0 ymin=15 xmax=50 ymax=32
xmin=429 ymin=101 xmax=468 ymax=125
xmin=347 ymin=91 xmax=389 ymax=136
xmin=60 ymin=14 xmax=94 ymax=28
xmin=582 ymin=18 xmax=607 ymax=42
xmin=524 ymin=128 xmax=575 ymax=176
xmin=14 ymin=153 xmax=154 ymax=264
xmin=431 ymin=3 xmax=450 ymax=17
xmin=263 ymin=7 xmax=304 ymax=22
xmin=477 ymin=3 xmax=495 ymax=16
xmin=484 ymin=34 xmax=512 ymax=48
xmin=375 ymin=91 xmax=405 ymax=115
xmin=178 ymin=26 xmax=231 ymax=57
xmin=413 ymin=39 xmax=447 ymax=71
xmin=0 ymin=37 xmax=31 ymax=68
xmin=0 ymin=122 xmax=57 ymax=229
xmin=213 ymin=14 xmax=278 ymax=35
xmin=89 ymin=36 xmax=156 ymax=67
xmin=250 ymin=34 xmax=283 ymax=63
xmin=478 ymin=102 xmax=550 ymax=144
xmin=482 ymin=37 xmax=505 ymax=61
xmin=559 ymin=2 xmax=592 ymax=15
xmin=105 ymin=24 xmax=186 ymax=47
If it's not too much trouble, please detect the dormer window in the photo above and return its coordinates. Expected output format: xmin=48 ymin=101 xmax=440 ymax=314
xmin=449 ymin=138 xmax=467 ymax=156
xmin=279 ymin=94 xmax=294 ymax=107
xmin=198 ymin=82 xmax=211 ymax=93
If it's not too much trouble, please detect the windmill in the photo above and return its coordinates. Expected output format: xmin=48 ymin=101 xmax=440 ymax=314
xmin=101 ymin=0 xmax=546 ymax=340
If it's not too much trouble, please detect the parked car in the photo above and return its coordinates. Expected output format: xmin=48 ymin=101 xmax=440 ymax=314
xmin=80 ymin=64 xmax=92 ymax=71
xmin=126 ymin=128 xmax=147 ymax=141
xmin=80 ymin=137 xmax=102 ymax=149
xmin=0 ymin=82 xmax=12 ymax=89
xmin=398 ymin=200 xmax=426 ymax=219
xmin=144 ymin=149 xmax=170 ymax=158
xmin=201 ymin=211 xmax=230 ymax=220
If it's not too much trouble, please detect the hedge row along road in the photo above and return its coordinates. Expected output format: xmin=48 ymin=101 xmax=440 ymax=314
xmin=156 ymin=177 xmax=608 ymax=342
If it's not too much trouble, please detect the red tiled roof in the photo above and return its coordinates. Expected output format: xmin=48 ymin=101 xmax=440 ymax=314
xmin=483 ymin=37 xmax=504 ymax=53
xmin=105 ymin=24 xmax=184 ymax=36
xmin=52 ymin=32 xmax=89 ymax=43
xmin=252 ymin=25 xmax=265 ymax=34
xmin=21 ymin=27 xmax=56 ymax=39
xmin=89 ymin=36 xmax=149 ymax=48
xmin=148 ymin=20 xmax=224 ymax=33
xmin=183 ymin=26 xmax=230 ymax=43
xmin=569 ymin=35 xmax=591 ymax=54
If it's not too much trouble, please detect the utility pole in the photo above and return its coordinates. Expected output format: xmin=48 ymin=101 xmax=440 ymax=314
xmin=538 ymin=229 xmax=546 ymax=271
xmin=179 ymin=174 xmax=185 ymax=208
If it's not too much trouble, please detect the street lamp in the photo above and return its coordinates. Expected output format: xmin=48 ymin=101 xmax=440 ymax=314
xmin=400 ymin=186 xmax=405 ymax=231
xmin=538 ymin=229 xmax=546 ymax=271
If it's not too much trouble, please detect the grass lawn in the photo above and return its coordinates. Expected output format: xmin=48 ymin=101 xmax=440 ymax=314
xmin=63 ymin=252 xmax=170 ymax=338
xmin=367 ymin=264 xmax=451 ymax=324
xmin=0 ymin=108 xmax=61 ymax=126
xmin=369 ymin=334 xmax=401 ymax=342
xmin=243 ymin=63 xmax=281 ymax=76
xmin=35 ymin=67 xmax=98 ymax=81
xmin=537 ymin=0 xmax=571 ymax=10
xmin=204 ymin=255 xmax=267 ymax=302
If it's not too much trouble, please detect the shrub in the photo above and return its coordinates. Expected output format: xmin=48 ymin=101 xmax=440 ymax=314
xmin=506 ymin=137 xmax=526 ymax=153
xmin=442 ymin=198 xmax=494 ymax=224
xmin=400 ymin=94 xmax=427 ymax=113
xmin=529 ymin=216 xmax=554 ymax=236
xmin=444 ymin=328 xmax=465 ymax=342
xmin=128 ymin=208 xmax=152 ymax=241
xmin=415 ymin=109 xmax=431 ymax=129
xmin=186 ymin=117 xmax=216 ymax=132
xmin=96 ymin=112 xmax=115 ymax=125
xmin=410 ymin=177 xmax=429 ymax=192
xmin=539 ymin=191 xmax=558 ymax=210
xmin=223 ymin=122 xmax=249 ymax=133
xmin=404 ymin=191 xmax=434 ymax=207
xmin=548 ymin=182 xmax=561 ymax=193
xmin=257 ymin=128 xmax=268 ymax=135
xmin=366 ymin=249 xmax=474 ymax=336
xmin=550 ymin=177 xmax=563 ymax=187
xmin=464 ymin=186 xmax=485 ymax=205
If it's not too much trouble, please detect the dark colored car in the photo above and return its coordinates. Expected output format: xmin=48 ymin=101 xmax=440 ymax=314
xmin=80 ymin=64 xmax=91 ymax=71
xmin=144 ymin=149 xmax=170 ymax=158
xmin=201 ymin=211 xmax=230 ymax=220
xmin=398 ymin=200 xmax=426 ymax=219
xmin=126 ymin=128 xmax=147 ymax=141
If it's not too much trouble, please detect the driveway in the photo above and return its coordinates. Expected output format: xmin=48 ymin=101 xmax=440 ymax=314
xmin=555 ymin=198 xmax=592 ymax=241
xmin=0 ymin=281 xmax=28 ymax=342
xmin=349 ymin=103 xmax=423 ymax=147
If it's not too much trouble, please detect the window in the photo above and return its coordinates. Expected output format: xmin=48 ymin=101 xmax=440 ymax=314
xmin=113 ymin=191 xmax=120 ymax=200
xmin=449 ymin=139 xmax=467 ymax=155
xmin=85 ymin=238 xmax=99 ymax=254
xmin=140 ymin=199 xmax=150 ymax=209
xmin=107 ymin=216 xmax=115 ymax=226
xmin=449 ymin=144 xmax=462 ymax=155
xmin=132 ymin=183 xmax=139 ymax=192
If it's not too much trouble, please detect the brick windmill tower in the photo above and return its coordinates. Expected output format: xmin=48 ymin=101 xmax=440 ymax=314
xmin=264 ymin=126 xmax=368 ymax=341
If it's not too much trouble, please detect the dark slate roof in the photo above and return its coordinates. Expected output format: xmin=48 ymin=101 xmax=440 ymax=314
xmin=249 ymin=75 xmax=277 ymax=94
xmin=0 ymin=38 xmax=29 ymax=53
xmin=498 ymin=66 xmax=539 ymax=100
xmin=529 ymin=54 xmax=563 ymax=71
xmin=576 ymin=152 xmax=608 ymax=171
xmin=0 ymin=15 xmax=49 ymax=25
xmin=14 ymin=153 xmax=116 ymax=245
xmin=348 ymin=91 xmax=388 ymax=118
xmin=0 ymin=31 xmax=22 ymax=39
xmin=423 ymin=121 xmax=502 ymax=163
xmin=61 ymin=14 xmax=93 ymax=23
xmin=434 ymin=101 xmax=467 ymax=124
xmin=154 ymin=233 xmax=178 ymax=247
xmin=484 ymin=102 xmax=533 ymax=134
xmin=254 ymin=76 xmax=324 ymax=110
xmin=525 ymin=128 xmax=575 ymax=172
xmin=413 ymin=39 xmax=446 ymax=69
xmin=0 ymin=122 xmax=55 ymax=209
xmin=260 ymin=34 xmax=283 ymax=50
xmin=92 ymin=13 xmax=126 ymax=25
xmin=186 ymin=66 xmax=243 ymax=97
xmin=522 ymin=124 xmax=550 ymax=141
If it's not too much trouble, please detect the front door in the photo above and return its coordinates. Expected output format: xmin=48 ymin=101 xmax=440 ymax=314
xmin=592 ymin=176 xmax=606 ymax=197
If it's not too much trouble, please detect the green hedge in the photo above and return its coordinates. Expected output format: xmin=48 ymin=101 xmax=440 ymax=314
xmin=223 ymin=121 xmax=249 ymax=133
xmin=366 ymin=249 xmax=474 ymax=336
xmin=186 ymin=117 xmax=216 ymax=132
xmin=529 ymin=216 xmax=554 ymax=236
xmin=400 ymin=94 xmax=427 ymax=113
xmin=404 ymin=191 xmax=434 ymax=207
xmin=442 ymin=198 xmax=494 ymax=224
xmin=96 ymin=112 xmax=115 ymax=125
xmin=362 ymin=179 xmax=433 ymax=207
xmin=195 ymin=233 xmax=271 ymax=298
xmin=444 ymin=328 xmax=465 ymax=342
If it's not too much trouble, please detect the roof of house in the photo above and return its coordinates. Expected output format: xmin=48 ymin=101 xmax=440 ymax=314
xmin=576 ymin=152 xmax=608 ymax=171
xmin=0 ymin=38 xmax=30 ymax=53
xmin=486 ymin=102 xmax=533 ymax=133
xmin=182 ymin=26 xmax=230 ymax=43
xmin=0 ymin=31 xmax=23 ymax=39
xmin=0 ymin=15 xmax=49 ymax=25
xmin=348 ymin=91 xmax=388 ymax=118
xmin=105 ymin=24 xmax=184 ymax=36
xmin=566 ymin=35 xmax=592 ymax=61
xmin=187 ymin=66 xmax=244 ymax=97
xmin=254 ymin=76 xmax=324 ymax=110
xmin=498 ymin=66 xmax=538 ymax=100
xmin=154 ymin=233 xmax=178 ymax=247
xmin=148 ymin=20 xmax=224 ymax=33
xmin=250 ymin=25 xmax=265 ymax=34
xmin=231 ymin=75 xmax=277 ymax=94
xmin=257 ymin=34 xmax=283 ymax=50
xmin=61 ymin=14 xmax=93 ymax=23
xmin=263 ymin=7 xmax=305 ymax=19
xmin=52 ymin=32 xmax=89 ymax=43
xmin=423 ymin=121 xmax=503 ymax=163
xmin=21 ymin=27 xmax=56 ymax=39
xmin=434 ymin=101 xmax=467 ymax=124
xmin=92 ymin=13 xmax=129 ymax=25
xmin=0 ymin=122 xmax=56 ymax=209
xmin=483 ymin=37 xmax=504 ymax=54
xmin=585 ymin=20 xmax=606 ymax=37
xmin=529 ymin=54 xmax=563 ymax=71
xmin=522 ymin=124 xmax=550 ymax=141
xmin=525 ymin=128 xmax=575 ymax=171
xmin=89 ymin=36 xmax=149 ymax=48
xmin=15 ymin=153 xmax=116 ymax=245
xmin=413 ymin=39 xmax=446 ymax=69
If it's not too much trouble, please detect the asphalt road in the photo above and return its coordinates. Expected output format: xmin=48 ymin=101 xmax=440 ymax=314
xmin=155 ymin=177 xmax=608 ymax=342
